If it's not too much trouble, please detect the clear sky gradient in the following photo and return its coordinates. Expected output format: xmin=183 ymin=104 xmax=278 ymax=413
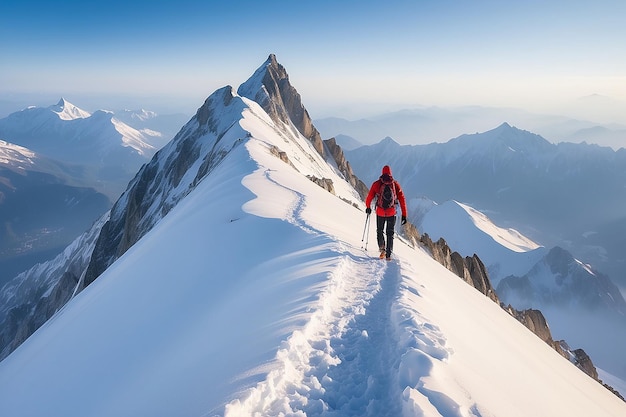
xmin=1 ymin=0 xmax=625 ymax=121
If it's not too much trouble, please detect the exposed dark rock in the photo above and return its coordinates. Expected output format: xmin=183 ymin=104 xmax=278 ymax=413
xmin=419 ymin=233 xmax=499 ymax=302
xmin=83 ymin=86 xmax=245 ymax=290
xmin=573 ymin=348 xmax=599 ymax=380
xmin=419 ymin=232 xmax=623 ymax=400
xmin=269 ymin=145 xmax=294 ymax=167
xmin=238 ymin=54 xmax=325 ymax=157
xmin=307 ymin=176 xmax=335 ymax=195
xmin=324 ymin=137 xmax=369 ymax=201
xmin=1 ymin=270 xmax=79 ymax=359
xmin=400 ymin=221 xmax=421 ymax=248
xmin=506 ymin=306 xmax=567 ymax=356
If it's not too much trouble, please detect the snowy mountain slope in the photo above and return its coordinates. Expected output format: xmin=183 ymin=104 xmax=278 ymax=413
xmin=0 ymin=55 xmax=625 ymax=416
xmin=0 ymin=140 xmax=37 ymax=168
xmin=0 ymin=98 xmax=158 ymax=159
xmin=113 ymin=108 xmax=189 ymax=148
xmin=420 ymin=199 xmax=547 ymax=284
xmin=0 ymin=99 xmax=183 ymax=287
xmin=418 ymin=199 xmax=626 ymax=380
xmin=0 ymin=212 xmax=108 ymax=359
xmin=0 ymin=98 xmax=160 ymax=198
xmin=0 ymin=55 xmax=363 ymax=363
xmin=49 ymin=97 xmax=91 ymax=120
xmin=0 ymin=138 xmax=97 ymax=183
xmin=1 ymin=100 xmax=625 ymax=416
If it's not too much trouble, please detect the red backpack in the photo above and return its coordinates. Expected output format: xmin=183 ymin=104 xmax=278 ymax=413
xmin=376 ymin=177 xmax=397 ymax=209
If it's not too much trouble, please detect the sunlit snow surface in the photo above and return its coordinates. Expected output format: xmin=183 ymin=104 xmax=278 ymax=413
xmin=421 ymin=199 xmax=548 ymax=284
xmin=0 ymin=101 xmax=624 ymax=417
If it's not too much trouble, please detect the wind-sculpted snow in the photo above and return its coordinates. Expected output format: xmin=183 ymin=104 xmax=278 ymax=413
xmin=225 ymin=254 xmax=399 ymax=416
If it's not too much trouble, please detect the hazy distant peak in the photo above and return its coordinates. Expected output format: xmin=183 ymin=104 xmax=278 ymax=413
xmin=380 ymin=136 xmax=401 ymax=146
xmin=50 ymin=98 xmax=91 ymax=120
xmin=450 ymin=122 xmax=553 ymax=155
xmin=120 ymin=109 xmax=158 ymax=121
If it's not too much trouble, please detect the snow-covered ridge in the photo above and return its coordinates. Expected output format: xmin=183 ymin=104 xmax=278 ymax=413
xmin=0 ymin=98 xmax=158 ymax=164
xmin=0 ymin=140 xmax=37 ymax=168
xmin=420 ymin=199 xmax=547 ymax=283
xmin=0 ymin=55 xmax=624 ymax=417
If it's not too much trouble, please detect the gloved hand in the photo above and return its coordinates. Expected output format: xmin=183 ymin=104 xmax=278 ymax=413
xmin=401 ymin=215 xmax=407 ymax=225
xmin=366 ymin=207 xmax=372 ymax=215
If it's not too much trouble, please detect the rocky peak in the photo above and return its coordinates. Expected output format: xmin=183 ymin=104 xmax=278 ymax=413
xmin=324 ymin=137 xmax=368 ymax=201
xmin=50 ymin=98 xmax=91 ymax=120
xmin=419 ymin=233 xmax=499 ymax=303
xmin=237 ymin=54 xmax=325 ymax=156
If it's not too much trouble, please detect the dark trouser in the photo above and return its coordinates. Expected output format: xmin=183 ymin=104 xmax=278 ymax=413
xmin=376 ymin=215 xmax=396 ymax=257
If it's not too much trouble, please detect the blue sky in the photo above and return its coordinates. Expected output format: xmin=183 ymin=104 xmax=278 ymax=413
xmin=1 ymin=0 xmax=625 ymax=119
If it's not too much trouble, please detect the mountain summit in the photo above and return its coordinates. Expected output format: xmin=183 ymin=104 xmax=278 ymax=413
xmin=0 ymin=55 xmax=624 ymax=416
xmin=238 ymin=53 xmax=326 ymax=156
xmin=50 ymin=97 xmax=91 ymax=120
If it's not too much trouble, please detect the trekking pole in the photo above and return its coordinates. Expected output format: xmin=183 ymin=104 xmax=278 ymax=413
xmin=361 ymin=212 xmax=371 ymax=250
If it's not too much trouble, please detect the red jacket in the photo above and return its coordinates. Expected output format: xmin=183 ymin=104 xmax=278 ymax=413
xmin=365 ymin=176 xmax=407 ymax=217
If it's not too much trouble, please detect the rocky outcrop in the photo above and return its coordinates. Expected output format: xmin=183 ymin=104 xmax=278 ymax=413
xmin=504 ymin=306 xmax=566 ymax=354
xmin=419 ymin=233 xmax=499 ymax=302
xmin=418 ymin=232 xmax=621 ymax=397
xmin=0 ymin=213 xmax=107 ymax=361
xmin=307 ymin=176 xmax=335 ymax=194
xmin=238 ymin=54 xmax=325 ymax=157
xmin=324 ymin=137 xmax=369 ymax=201
xmin=400 ymin=221 xmax=421 ymax=248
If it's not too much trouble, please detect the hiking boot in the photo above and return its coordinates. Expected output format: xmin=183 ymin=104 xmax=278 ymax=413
xmin=379 ymin=248 xmax=386 ymax=259
xmin=386 ymin=255 xmax=392 ymax=261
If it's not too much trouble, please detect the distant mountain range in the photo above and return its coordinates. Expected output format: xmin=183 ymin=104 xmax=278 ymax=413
xmin=0 ymin=98 xmax=161 ymax=198
xmin=0 ymin=140 xmax=110 ymax=286
xmin=345 ymin=123 xmax=626 ymax=291
xmin=315 ymin=105 xmax=626 ymax=150
xmin=0 ymin=99 xmax=179 ymax=287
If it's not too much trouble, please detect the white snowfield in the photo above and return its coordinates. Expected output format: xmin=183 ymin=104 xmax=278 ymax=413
xmin=0 ymin=97 xmax=624 ymax=417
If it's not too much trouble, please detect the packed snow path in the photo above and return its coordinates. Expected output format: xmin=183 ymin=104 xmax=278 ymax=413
xmin=321 ymin=260 xmax=400 ymax=416
xmin=224 ymin=167 xmax=465 ymax=416
xmin=223 ymin=253 xmax=403 ymax=416
xmin=225 ymin=169 xmax=411 ymax=415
